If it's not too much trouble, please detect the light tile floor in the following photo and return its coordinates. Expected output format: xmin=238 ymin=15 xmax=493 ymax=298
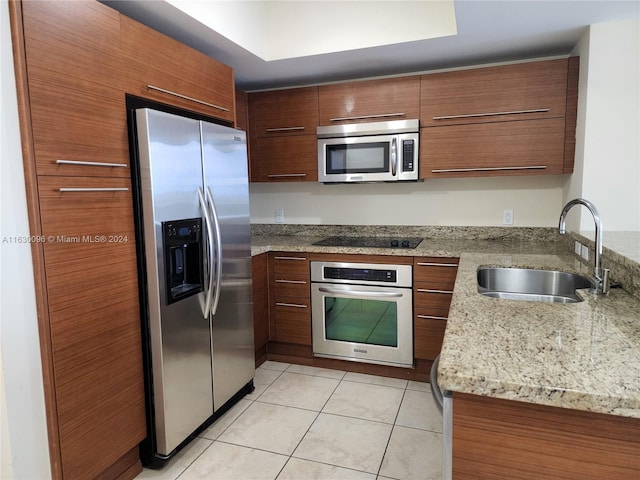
xmin=136 ymin=361 xmax=443 ymax=480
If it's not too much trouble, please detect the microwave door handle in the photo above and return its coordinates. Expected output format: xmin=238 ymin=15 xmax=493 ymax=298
xmin=198 ymin=187 xmax=215 ymax=318
xmin=391 ymin=137 xmax=397 ymax=176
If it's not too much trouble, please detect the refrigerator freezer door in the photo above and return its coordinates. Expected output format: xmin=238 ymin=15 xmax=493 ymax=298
xmin=135 ymin=109 xmax=214 ymax=455
xmin=201 ymin=122 xmax=255 ymax=410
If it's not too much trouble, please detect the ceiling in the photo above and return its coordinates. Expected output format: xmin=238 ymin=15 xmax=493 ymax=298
xmin=104 ymin=0 xmax=639 ymax=91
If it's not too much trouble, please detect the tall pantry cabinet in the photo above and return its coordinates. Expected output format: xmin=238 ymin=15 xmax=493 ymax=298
xmin=10 ymin=1 xmax=146 ymax=479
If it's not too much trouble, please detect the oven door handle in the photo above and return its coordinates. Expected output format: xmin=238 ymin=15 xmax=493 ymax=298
xmin=318 ymin=286 xmax=403 ymax=298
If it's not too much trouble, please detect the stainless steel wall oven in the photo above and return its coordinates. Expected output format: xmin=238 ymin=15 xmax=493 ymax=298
xmin=311 ymin=261 xmax=413 ymax=367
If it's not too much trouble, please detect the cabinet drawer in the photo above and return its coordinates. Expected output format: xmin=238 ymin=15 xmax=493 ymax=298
xmin=22 ymin=0 xmax=130 ymax=177
xmin=37 ymin=176 xmax=145 ymax=479
xmin=272 ymin=253 xmax=310 ymax=275
xmin=319 ymin=76 xmax=420 ymax=125
xmin=274 ymin=302 xmax=311 ymax=345
xmin=414 ymin=289 xmax=453 ymax=319
xmin=420 ymin=118 xmax=566 ymax=178
xmin=414 ymin=257 xmax=459 ymax=290
xmin=120 ymin=15 xmax=235 ymax=123
xmin=420 ymin=59 xmax=568 ymax=127
xmin=250 ymin=87 xmax=319 ymax=137
xmin=251 ymin=135 xmax=318 ymax=182
xmin=414 ymin=316 xmax=447 ymax=360
xmin=274 ymin=274 xmax=310 ymax=298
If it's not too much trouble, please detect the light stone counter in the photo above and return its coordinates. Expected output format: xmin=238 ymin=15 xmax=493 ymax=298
xmin=251 ymin=228 xmax=640 ymax=419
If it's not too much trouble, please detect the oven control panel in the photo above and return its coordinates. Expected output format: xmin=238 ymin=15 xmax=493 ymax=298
xmin=311 ymin=261 xmax=412 ymax=288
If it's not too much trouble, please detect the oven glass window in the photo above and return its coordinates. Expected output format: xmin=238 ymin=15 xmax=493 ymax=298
xmin=324 ymin=297 xmax=398 ymax=347
xmin=326 ymin=143 xmax=389 ymax=174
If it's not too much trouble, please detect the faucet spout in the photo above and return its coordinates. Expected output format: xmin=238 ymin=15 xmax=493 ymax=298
xmin=558 ymin=198 xmax=609 ymax=294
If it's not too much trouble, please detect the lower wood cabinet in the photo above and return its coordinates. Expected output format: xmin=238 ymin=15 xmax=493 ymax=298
xmin=37 ymin=176 xmax=146 ymax=479
xmin=413 ymin=257 xmax=458 ymax=361
xmin=453 ymin=392 xmax=640 ymax=479
xmin=252 ymin=253 xmax=269 ymax=362
xmin=269 ymin=253 xmax=311 ymax=345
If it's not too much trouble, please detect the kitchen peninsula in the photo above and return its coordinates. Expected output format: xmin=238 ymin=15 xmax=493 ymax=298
xmin=251 ymin=224 xmax=640 ymax=477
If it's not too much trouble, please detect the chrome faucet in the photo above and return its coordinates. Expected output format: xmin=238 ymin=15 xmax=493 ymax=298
xmin=558 ymin=198 xmax=610 ymax=295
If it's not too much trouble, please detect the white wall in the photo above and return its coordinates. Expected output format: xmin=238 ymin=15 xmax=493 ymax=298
xmin=250 ymin=176 xmax=565 ymax=226
xmin=0 ymin=1 xmax=51 ymax=477
xmin=565 ymin=19 xmax=640 ymax=232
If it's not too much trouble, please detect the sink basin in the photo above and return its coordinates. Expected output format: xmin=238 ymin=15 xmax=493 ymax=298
xmin=477 ymin=267 xmax=593 ymax=303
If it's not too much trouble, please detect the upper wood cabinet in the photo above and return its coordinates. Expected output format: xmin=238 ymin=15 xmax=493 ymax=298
xmin=21 ymin=0 xmax=130 ymax=178
xmin=120 ymin=15 xmax=235 ymax=124
xmin=419 ymin=58 xmax=579 ymax=179
xmin=319 ymin=76 xmax=420 ymax=125
xmin=248 ymin=87 xmax=319 ymax=182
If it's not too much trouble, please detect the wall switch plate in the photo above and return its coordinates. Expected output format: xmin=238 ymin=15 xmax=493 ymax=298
xmin=574 ymin=241 xmax=582 ymax=255
xmin=275 ymin=209 xmax=285 ymax=223
xmin=580 ymin=244 xmax=589 ymax=261
xmin=502 ymin=209 xmax=514 ymax=225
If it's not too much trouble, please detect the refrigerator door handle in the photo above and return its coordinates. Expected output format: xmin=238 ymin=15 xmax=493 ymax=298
xmin=206 ymin=186 xmax=223 ymax=316
xmin=198 ymin=187 xmax=215 ymax=318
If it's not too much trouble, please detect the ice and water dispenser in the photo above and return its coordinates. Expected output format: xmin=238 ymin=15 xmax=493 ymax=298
xmin=162 ymin=218 xmax=203 ymax=304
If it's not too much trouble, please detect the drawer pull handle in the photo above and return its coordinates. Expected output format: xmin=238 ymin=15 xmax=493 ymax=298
xmin=417 ymin=315 xmax=448 ymax=320
xmin=275 ymin=279 xmax=307 ymax=284
xmin=416 ymin=262 xmax=458 ymax=267
xmin=432 ymin=108 xmax=550 ymax=120
xmin=58 ymin=187 xmax=129 ymax=192
xmin=274 ymin=256 xmax=307 ymax=261
xmin=432 ymin=166 xmax=547 ymax=174
xmin=56 ymin=160 xmax=128 ymax=168
xmin=147 ymin=85 xmax=230 ymax=112
xmin=417 ymin=289 xmax=453 ymax=294
xmin=265 ymin=126 xmax=305 ymax=132
xmin=267 ymin=173 xmax=307 ymax=178
xmin=330 ymin=113 xmax=405 ymax=122
xmin=275 ymin=302 xmax=308 ymax=308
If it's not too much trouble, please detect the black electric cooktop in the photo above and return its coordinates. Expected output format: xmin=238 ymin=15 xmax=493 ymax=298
xmin=312 ymin=236 xmax=423 ymax=249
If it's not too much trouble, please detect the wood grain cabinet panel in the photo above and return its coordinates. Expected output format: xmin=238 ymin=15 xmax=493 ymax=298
xmin=252 ymin=253 xmax=269 ymax=362
xmin=453 ymin=392 xmax=640 ymax=479
xmin=319 ymin=76 xmax=420 ymax=125
xmin=21 ymin=0 xmax=130 ymax=177
xmin=120 ymin=14 xmax=235 ymax=123
xmin=269 ymin=253 xmax=311 ymax=345
xmin=37 ymin=176 xmax=146 ymax=480
xmin=248 ymin=87 xmax=319 ymax=182
xmin=413 ymin=257 xmax=458 ymax=361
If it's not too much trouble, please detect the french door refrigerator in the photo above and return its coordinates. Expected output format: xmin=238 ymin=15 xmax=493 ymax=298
xmin=131 ymin=108 xmax=254 ymax=468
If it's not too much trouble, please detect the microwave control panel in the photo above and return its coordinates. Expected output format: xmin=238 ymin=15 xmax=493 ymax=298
xmin=402 ymin=140 xmax=415 ymax=172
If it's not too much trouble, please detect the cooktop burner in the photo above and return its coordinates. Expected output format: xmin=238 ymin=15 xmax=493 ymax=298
xmin=313 ymin=236 xmax=423 ymax=249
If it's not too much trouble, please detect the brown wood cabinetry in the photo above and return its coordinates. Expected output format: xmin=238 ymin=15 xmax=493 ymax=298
xmin=21 ymin=0 xmax=130 ymax=178
xmin=252 ymin=253 xmax=269 ymax=364
xmin=419 ymin=58 xmax=579 ymax=178
xmin=248 ymin=87 xmax=319 ymax=182
xmin=120 ymin=14 xmax=235 ymax=124
xmin=453 ymin=392 xmax=640 ymax=479
xmin=319 ymin=76 xmax=420 ymax=125
xmin=268 ymin=253 xmax=311 ymax=345
xmin=413 ymin=257 xmax=458 ymax=361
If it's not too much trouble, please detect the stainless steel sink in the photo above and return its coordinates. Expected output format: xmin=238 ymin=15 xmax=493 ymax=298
xmin=477 ymin=267 xmax=593 ymax=303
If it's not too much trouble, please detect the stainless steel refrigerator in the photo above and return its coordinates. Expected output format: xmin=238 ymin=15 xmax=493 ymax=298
xmin=131 ymin=108 xmax=254 ymax=468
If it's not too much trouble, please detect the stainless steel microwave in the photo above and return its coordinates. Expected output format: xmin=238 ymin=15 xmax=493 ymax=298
xmin=317 ymin=119 xmax=419 ymax=183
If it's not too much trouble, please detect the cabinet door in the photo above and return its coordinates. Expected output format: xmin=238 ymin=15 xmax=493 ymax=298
xmin=420 ymin=59 xmax=569 ymax=127
xmin=22 ymin=0 xmax=130 ymax=177
xmin=252 ymin=253 xmax=269 ymax=356
xmin=38 ymin=176 xmax=146 ymax=480
xmin=250 ymin=87 xmax=319 ymax=137
xmin=252 ymin=135 xmax=318 ymax=182
xmin=420 ymin=118 xmax=566 ymax=178
xmin=120 ymin=15 xmax=235 ymax=123
xmin=319 ymin=76 xmax=420 ymax=125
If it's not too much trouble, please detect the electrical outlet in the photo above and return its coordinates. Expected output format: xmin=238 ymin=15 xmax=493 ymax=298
xmin=502 ymin=209 xmax=514 ymax=225
xmin=580 ymin=244 xmax=589 ymax=261
xmin=574 ymin=241 xmax=582 ymax=255
xmin=275 ymin=209 xmax=285 ymax=223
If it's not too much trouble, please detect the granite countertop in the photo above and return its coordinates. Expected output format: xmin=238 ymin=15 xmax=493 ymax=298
xmin=251 ymin=229 xmax=640 ymax=419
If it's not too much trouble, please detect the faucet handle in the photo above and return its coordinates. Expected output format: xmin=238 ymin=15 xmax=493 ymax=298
xmin=594 ymin=268 xmax=610 ymax=295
